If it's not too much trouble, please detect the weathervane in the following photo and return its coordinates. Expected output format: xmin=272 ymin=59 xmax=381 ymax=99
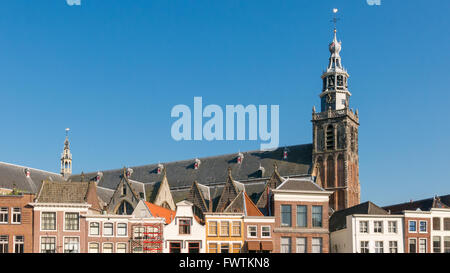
xmin=65 ymin=128 xmax=70 ymax=137
xmin=331 ymin=8 xmax=340 ymax=30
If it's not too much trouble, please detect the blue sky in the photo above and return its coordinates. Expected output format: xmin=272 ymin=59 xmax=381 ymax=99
xmin=0 ymin=0 xmax=449 ymax=206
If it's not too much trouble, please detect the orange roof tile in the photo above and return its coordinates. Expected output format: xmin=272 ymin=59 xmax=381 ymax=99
xmin=144 ymin=201 xmax=176 ymax=224
xmin=244 ymin=191 xmax=263 ymax=216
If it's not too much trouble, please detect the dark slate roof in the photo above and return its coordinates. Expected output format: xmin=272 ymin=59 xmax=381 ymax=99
xmin=68 ymin=144 xmax=312 ymax=192
xmin=96 ymin=186 xmax=114 ymax=204
xmin=329 ymin=201 xmax=388 ymax=232
xmin=276 ymin=178 xmax=324 ymax=192
xmin=35 ymin=181 xmax=90 ymax=204
xmin=0 ymin=162 xmax=65 ymax=193
xmin=383 ymin=195 xmax=450 ymax=214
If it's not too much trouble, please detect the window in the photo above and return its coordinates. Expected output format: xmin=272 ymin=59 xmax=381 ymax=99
xmin=296 ymin=205 xmax=307 ymax=227
xmin=103 ymin=243 xmax=113 ymax=253
xmin=389 ymin=241 xmax=398 ymax=253
xmin=360 ymin=241 xmax=369 ymax=253
xmin=248 ymin=226 xmax=257 ymax=238
xmin=444 ymin=218 xmax=450 ymax=231
xmin=326 ymin=125 xmax=334 ymax=150
xmin=65 ymin=213 xmax=79 ymax=231
xmin=232 ymin=221 xmax=241 ymax=236
xmin=89 ymin=222 xmax=100 ymax=236
xmin=103 ymin=223 xmax=114 ymax=236
xmin=220 ymin=243 xmax=229 ymax=253
xmin=375 ymin=241 xmax=384 ymax=253
xmin=419 ymin=239 xmax=427 ymax=253
xmin=12 ymin=208 xmax=21 ymax=224
xmin=232 ymin=243 xmax=241 ymax=253
xmin=0 ymin=235 xmax=8 ymax=253
xmin=208 ymin=221 xmax=217 ymax=236
xmin=444 ymin=237 xmax=450 ymax=253
xmin=261 ymin=226 xmax=271 ymax=238
xmin=433 ymin=236 xmax=441 ymax=253
xmin=388 ymin=221 xmax=397 ymax=233
xmin=281 ymin=205 xmax=292 ymax=227
xmin=64 ymin=237 xmax=79 ymax=253
xmin=89 ymin=243 xmax=99 ymax=253
xmin=296 ymin=238 xmax=306 ymax=253
xmin=188 ymin=242 xmax=200 ymax=253
xmin=133 ymin=247 xmax=143 ymax=253
xmin=179 ymin=219 xmax=191 ymax=235
xmin=359 ymin=221 xmax=368 ymax=233
xmin=419 ymin=221 xmax=427 ymax=233
xmin=312 ymin=206 xmax=322 ymax=227
xmin=0 ymin=207 xmax=8 ymax=223
xmin=116 ymin=243 xmax=127 ymax=253
xmin=281 ymin=237 xmax=291 ymax=253
xmin=122 ymin=184 xmax=127 ymax=196
xmin=41 ymin=237 xmax=56 ymax=253
xmin=41 ymin=212 xmax=56 ymax=231
xmin=209 ymin=243 xmax=217 ymax=253
xmin=14 ymin=236 xmax=24 ymax=253
xmin=409 ymin=221 xmax=417 ymax=232
xmin=374 ymin=221 xmax=383 ymax=233
xmin=433 ymin=217 xmax=441 ymax=231
xmin=133 ymin=226 xmax=145 ymax=239
xmin=409 ymin=238 xmax=417 ymax=253
xmin=220 ymin=222 xmax=229 ymax=236
xmin=117 ymin=223 xmax=127 ymax=236
xmin=170 ymin=242 xmax=181 ymax=253
xmin=312 ymin=238 xmax=322 ymax=253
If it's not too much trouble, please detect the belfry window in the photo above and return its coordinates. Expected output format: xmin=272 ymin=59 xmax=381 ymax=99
xmin=337 ymin=75 xmax=344 ymax=87
xmin=326 ymin=125 xmax=335 ymax=150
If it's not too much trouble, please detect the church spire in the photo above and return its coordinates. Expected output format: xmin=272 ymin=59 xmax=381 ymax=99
xmin=61 ymin=128 xmax=72 ymax=179
xmin=319 ymin=8 xmax=351 ymax=112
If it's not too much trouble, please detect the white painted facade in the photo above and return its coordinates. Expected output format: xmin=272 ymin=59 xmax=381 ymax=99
xmin=430 ymin=208 xmax=450 ymax=253
xmin=163 ymin=200 xmax=206 ymax=253
xmin=330 ymin=214 xmax=404 ymax=253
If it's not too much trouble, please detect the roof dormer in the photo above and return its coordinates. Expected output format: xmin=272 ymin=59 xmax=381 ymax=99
xmin=194 ymin=158 xmax=201 ymax=170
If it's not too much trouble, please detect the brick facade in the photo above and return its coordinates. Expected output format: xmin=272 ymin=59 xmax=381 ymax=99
xmin=0 ymin=193 xmax=34 ymax=253
xmin=404 ymin=217 xmax=431 ymax=253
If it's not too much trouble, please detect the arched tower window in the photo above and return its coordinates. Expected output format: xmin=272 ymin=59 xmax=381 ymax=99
xmin=326 ymin=125 xmax=335 ymax=150
xmin=326 ymin=156 xmax=335 ymax=188
xmin=337 ymin=155 xmax=345 ymax=187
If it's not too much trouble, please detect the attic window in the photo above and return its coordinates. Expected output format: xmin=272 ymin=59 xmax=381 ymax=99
xmin=194 ymin=158 xmax=201 ymax=170
xmin=237 ymin=152 xmax=244 ymax=164
xmin=157 ymin=163 xmax=164 ymax=174
xmin=122 ymin=184 xmax=127 ymax=196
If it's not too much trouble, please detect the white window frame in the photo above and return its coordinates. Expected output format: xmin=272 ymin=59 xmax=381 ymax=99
xmin=11 ymin=208 xmax=21 ymax=224
xmin=116 ymin=242 xmax=127 ymax=253
xmin=40 ymin=236 xmax=57 ymax=253
xmin=220 ymin=221 xmax=229 ymax=237
xmin=88 ymin=242 xmax=100 ymax=253
xmin=360 ymin=241 xmax=369 ymax=253
xmin=41 ymin=212 xmax=57 ymax=231
xmin=296 ymin=237 xmax=306 ymax=253
xmin=116 ymin=223 xmax=128 ymax=237
xmin=208 ymin=221 xmax=217 ymax=236
xmin=374 ymin=221 xmax=383 ymax=233
xmin=389 ymin=241 xmax=398 ymax=253
xmin=388 ymin=221 xmax=397 ymax=233
xmin=13 ymin=235 xmax=24 ymax=253
xmin=0 ymin=207 xmax=9 ymax=224
xmin=311 ymin=237 xmax=322 ymax=253
xmin=261 ymin=226 xmax=271 ymax=238
xmin=63 ymin=212 xmax=80 ymax=232
xmin=103 ymin=222 xmax=114 ymax=237
xmin=102 ymin=242 xmax=114 ymax=253
xmin=409 ymin=220 xmax=417 ymax=233
xmin=63 ymin=236 xmax=80 ymax=253
xmin=359 ymin=221 xmax=369 ymax=233
xmin=419 ymin=221 xmax=427 ymax=233
xmin=375 ymin=241 xmax=384 ymax=253
xmin=89 ymin=222 xmax=100 ymax=236
xmin=419 ymin=238 xmax=427 ymax=253
xmin=247 ymin=225 xmax=257 ymax=238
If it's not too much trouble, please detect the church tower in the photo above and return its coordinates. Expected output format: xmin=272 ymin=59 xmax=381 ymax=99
xmin=61 ymin=128 xmax=72 ymax=179
xmin=312 ymin=24 xmax=360 ymax=211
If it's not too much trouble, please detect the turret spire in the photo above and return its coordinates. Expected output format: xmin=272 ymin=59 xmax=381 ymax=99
xmin=61 ymin=128 xmax=72 ymax=179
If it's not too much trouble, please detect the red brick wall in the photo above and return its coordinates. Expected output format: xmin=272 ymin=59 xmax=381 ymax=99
xmin=33 ymin=209 xmax=87 ymax=253
xmin=273 ymin=200 xmax=329 ymax=253
xmin=404 ymin=217 xmax=431 ymax=253
xmin=0 ymin=194 xmax=34 ymax=253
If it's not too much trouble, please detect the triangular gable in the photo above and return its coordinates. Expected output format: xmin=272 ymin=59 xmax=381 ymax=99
xmin=215 ymin=168 xmax=241 ymax=212
xmin=224 ymin=191 xmax=263 ymax=216
xmin=152 ymin=169 xmax=176 ymax=210
xmin=107 ymin=168 xmax=141 ymax=213
xmin=187 ymin=181 xmax=210 ymax=214
xmin=256 ymin=164 xmax=284 ymax=210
